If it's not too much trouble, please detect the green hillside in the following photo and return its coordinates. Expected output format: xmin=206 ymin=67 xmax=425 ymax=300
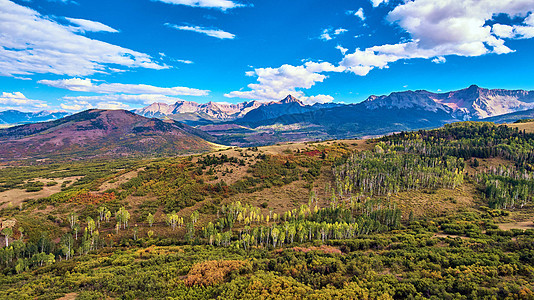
xmin=0 ymin=122 xmax=533 ymax=299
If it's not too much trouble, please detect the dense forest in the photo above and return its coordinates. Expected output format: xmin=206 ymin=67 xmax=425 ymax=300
xmin=0 ymin=122 xmax=534 ymax=299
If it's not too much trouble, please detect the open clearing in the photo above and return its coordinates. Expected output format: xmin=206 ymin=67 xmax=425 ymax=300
xmin=0 ymin=176 xmax=81 ymax=209
xmin=507 ymin=121 xmax=534 ymax=133
xmin=497 ymin=221 xmax=534 ymax=231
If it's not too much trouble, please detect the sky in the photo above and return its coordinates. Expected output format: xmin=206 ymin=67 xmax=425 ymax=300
xmin=1 ymin=0 xmax=534 ymax=112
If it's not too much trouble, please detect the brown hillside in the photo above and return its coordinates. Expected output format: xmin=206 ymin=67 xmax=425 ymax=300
xmin=0 ymin=109 xmax=216 ymax=161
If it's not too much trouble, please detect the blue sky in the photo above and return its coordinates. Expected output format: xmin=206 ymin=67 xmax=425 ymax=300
xmin=1 ymin=0 xmax=534 ymax=111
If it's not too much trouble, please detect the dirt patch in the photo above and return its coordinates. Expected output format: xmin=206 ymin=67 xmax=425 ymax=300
xmin=496 ymin=221 xmax=534 ymax=231
xmin=223 ymin=179 xmax=311 ymax=217
xmin=289 ymin=245 xmax=343 ymax=254
xmin=98 ymin=168 xmax=144 ymax=192
xmin=465 ymin=157 xmax=513 ymax=175
xmin=56 ymin=292 xmax=77 ymax=300
xmin=0 ymin=176 xmax=81 ymax=209
xmin=433 ymin=233 xmax=470 ymax=240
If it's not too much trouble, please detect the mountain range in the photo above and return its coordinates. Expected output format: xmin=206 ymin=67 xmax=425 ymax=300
xmin=362 ymin=85 xmax=534 ymax=120
xmin=134 ymin=85 xmax=534 ymax=125
xmin=2 ymin=85 xmax=534 ymax=160
xmin=0 ymin=110 xmax=69 ymax=125
xmin=137 ymin=85 xmax=534 ymax=146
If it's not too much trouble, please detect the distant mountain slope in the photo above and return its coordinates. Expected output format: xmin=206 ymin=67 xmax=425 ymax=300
xmin=0 ymin=109 xmax=216 ymax=161
xmin=435 ymin=85 xmax=534 ymax=119
xmin=0 ymin=110 xmax=69 ymax=125
xmin=236 ymin=95 xmax=334 ymax=124
xmin=482 ymin=108 xmax=534 ymax=124
xmin=364 ymin=85 xmax=534 ymax=120
xmin=249 ymin=104 xmax=455 ymax=138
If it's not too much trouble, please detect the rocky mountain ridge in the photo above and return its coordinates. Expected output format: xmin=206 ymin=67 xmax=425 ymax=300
xmin=363 ymin=85 xmax=534 ymax=120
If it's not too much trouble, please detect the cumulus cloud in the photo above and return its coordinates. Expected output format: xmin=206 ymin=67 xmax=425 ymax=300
xmin=38 ymin=78 xmax=210 ymax=96
xmin=154 ymin=0 xmax=244 ymax=10
xmin=62 ymin=94 xmax=186 ymax=105
xmin=59 ymin=94 xmax=193 ymax=111
xmin=65 ymin=17 xmax=118 ymax=33
xmin=0 ymin=92 xmax=49 ymax=111
xmin=0 ymin=0 xmax=165 ymax=77
xmin=492 ymin=15 xmax=534 ymax=40
xmin=432 ymin=56 xmax=446 ymax=64
xmin=225 ymin=62 xmax=343 ymax=104
xmin=165 ymin=23 xmax=235 ymax=39
xmin=370 ymin=0 xmax=389 ymax=8
xmin=60 ymin=99 xmax=131 ymax=111
xmin=320 ymin=28 xmax=348 ymax=41
xmin=341 ymin=0 xmax=534 ymax=75
xmin=60 ymin=101 xmax=92 ymax=111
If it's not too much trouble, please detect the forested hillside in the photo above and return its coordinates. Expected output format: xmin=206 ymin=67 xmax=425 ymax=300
xmin=0 ymin=122 xmax=534 ymax=299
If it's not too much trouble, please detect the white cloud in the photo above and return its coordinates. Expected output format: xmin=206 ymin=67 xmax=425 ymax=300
xmin=59 ymin=94 xmax=192 ymax=111
xmin=0 ymin=92 xmax=49 ymax=111
xmin=60 ymin=99 xmax=131 ymax=111
xmin=336 ymin=45 xmax=348 ymax=55
xmin=62 ymin=94 xmax=186 ymax=105
xmin=492 ymin=24 xmax=515 ymax=38
xmin=65 ymin=17 xmax=118 ymax=33
xmin=320 ymin=28 xmax=348 ymax=41
xmin=320 ymin=29 xmax=332 ymax=41
xmin=492 ymin=21 xmax=534 ymax=39
xmin=158 ymin=53 xmax=194 ymax=64
xmin=14 ymin=76 xmax=32 ymax=81
xmin=154 ymin=0 xmax=244 ymax=11
xmin=0 ymin=0 xmax=165 ymax=77
xmin=38 ymin=78 xmax=210 ymax=96
xmin=341 ymin=0 xmax=534 ymax=76
xmin=302 ymin=94 xmax=334 ymax=105
xmin=165 ymin=23 xmax=235 ymax=39
xmin=354 ymin=8 xmax=365 ymax=21
xmin=370 ymin=0 xmax=389 ymax=8
xmin=432 ymin=56 xmax=446 ymax=64
xmin=96 ymin=101 xmax=132 ymax=110
xmin=341 ymin=45 xmax=411 ymax=76
xmin=60 ymin=101 xmax=91 ymax=111
xmin=224 ymin=62 xmax=342 ymax=104
xmin=334 ymin=28 xmax=348 ymax=35
xmin=49 ymin=0 xmax=78 ymax=4
xmin=176 ymin=59 xmax=194 ymax=64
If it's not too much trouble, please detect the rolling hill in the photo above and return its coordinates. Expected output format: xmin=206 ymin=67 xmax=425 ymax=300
xmin=0 ymin=109 xmax=217 ymax=161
